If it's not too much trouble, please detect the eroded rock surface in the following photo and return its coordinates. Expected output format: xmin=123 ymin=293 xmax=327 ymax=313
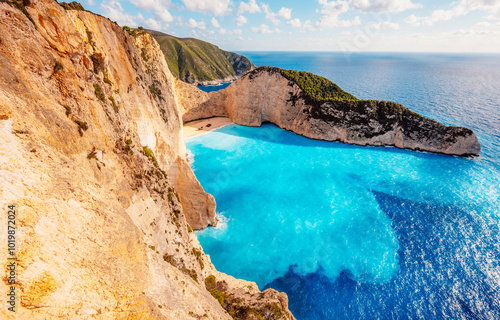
xmin=0 ymin=1 xmax=295 ymax=319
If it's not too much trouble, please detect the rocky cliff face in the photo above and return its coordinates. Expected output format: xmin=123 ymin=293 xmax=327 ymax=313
xmin=184 ymin=67 xmax=481 ymax=157
xmin=0 ymin=1 xmax=294 ymax=319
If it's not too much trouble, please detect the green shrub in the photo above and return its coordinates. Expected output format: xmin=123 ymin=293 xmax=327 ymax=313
xmin=108 ymin=96 xmax=118 ymax=112
xmin=59 ymin=2 xmax=85 ymax=10
xmin=251 ymin=67 xmax=358 ymax=104
xmin=205 ymin=275 xmax=216 ymax=289
xmin=85 ymin=27 xmax=93 ymax=45
xmin=123 ymin=26 xmax=136 ymax=36
xmin=93 ymin=84 xmax=105 ymax=102
xmin=74 ymin=119 xmax=88 ymax=136
xmin=142 ymin=146 xmax=158 ymax=167
xmin=63 ymin=105 xmax=71 ymax=117
xmin=141 ymin=48 xmax=149 ymax=62
xmin=87 ymin=148 xmax=97 ymax=159
xmin=12 ymin=0 xmax=35 ymax=26
xmin=103 ymin=75 xmax=113 ymax=86
xmin=181 ymin=268 xmax=198 ymax=283
xmin=149 ymin=83 xmax=162 ymax=100
xmin=209 ymin=289 xmax=225 ymax=307
xmin=54 ymin=61 xmax=63 ymax=72
xmin=163 ymin=253 xmax=176 ymax=266
xmin=90 ymin=53 xmax=104 ymax=74
xmin=124 ymin=140 xmax=134 ymax=155
xmin=74 ymin=120 xmax=88 ymax=131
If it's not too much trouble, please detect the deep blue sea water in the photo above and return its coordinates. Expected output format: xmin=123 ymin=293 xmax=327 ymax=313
xmin=187 ymin=52 xmax=500 ymax=319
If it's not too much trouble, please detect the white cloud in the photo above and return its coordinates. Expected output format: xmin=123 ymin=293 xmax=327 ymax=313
xmin=87 ymin=0 xmax=95 ymax=5
xmin=143 ymin=18 xmax=162 ymax=30
xmin=404 ymin=14 xmax=419 ymax=25
xmin=262 ymin=4 xmax=292 ymax=25
xmin=287 ymin=18 xmax=302 ymax=27
xmin=262 ymin=4 xmax=280 ymax=25
xmin=471 ymin=0 xmax=500 ymax=19
xmin=405 ymin=0 xmax=500 ymax=26
xmin=370 ymin=21 xmax=399 ymax=30
xmin=100 ymin=1 xmax=140 ymax=27
xmin=188 ymin=18 xmax=207 ymax=29
xmin=277 ymin=7 xmax=292 ymax=19
xmin=129 ymin=0 xmax=163 ymax=11
xmin=350 ymin=0 xmax=422 ymax=13
xmin=211 ymin=17 xmax=221 ymax=28
xmin=474 ymin=21 xmax=492 ymax=27
xmin=238 ymin=0 xmax=261 ymax=14
xmin=182 ymin=0 xmax=231 ymax=16
xmin=156 ymin=8 xmax=174 ymax=22
xmin=250 ymin=24 xmax=280 ymax=33
xmin=487 ymin=10 xmax=500 ymax=19
xmin=468 ymin=0 xmax=500 ymax=10
xmin=404 ymin=2 xmax=468 ymax=26
xmin=303 ymin=19 xmax=316 ymax=31
xmin=118 ymin=0 xmax=175 ymax=24
xmin=235 ymin=15 xmax=248 ymax=26
xmin=316 ymin=0 xmax=361 ymax=28
xmin=218 ymin=28 xmax=244 ymax=35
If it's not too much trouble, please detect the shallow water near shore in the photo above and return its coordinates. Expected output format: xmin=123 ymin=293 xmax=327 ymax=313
xmin=188 ymin=53 xmax=500 ymax=319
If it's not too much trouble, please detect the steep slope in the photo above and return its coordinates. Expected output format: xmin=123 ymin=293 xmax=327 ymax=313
xmin=183 ymin=67 xmax=481 ymax=157
xmin=150 ymin=30 xmax=254 ymax=85
xmin=0 ymin=1 xmax=294 ymax=319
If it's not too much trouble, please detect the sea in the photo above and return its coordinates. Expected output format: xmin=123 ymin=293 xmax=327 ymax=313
xmin=190 ymin=52 xmax=500 ymax=320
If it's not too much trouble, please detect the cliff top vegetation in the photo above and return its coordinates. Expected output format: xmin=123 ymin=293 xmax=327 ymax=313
xmin=250 ymin=66 xmax=359 ymax=103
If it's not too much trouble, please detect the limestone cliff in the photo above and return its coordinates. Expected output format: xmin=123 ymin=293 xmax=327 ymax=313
xmin=184 ymin=67 xmax=481 ymax=157
xmin=0 ymin=1 xmax=294 ymax=319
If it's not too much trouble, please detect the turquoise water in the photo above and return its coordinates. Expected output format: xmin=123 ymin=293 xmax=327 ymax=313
xmin=187 ymin=53 xmax=500 ymax=319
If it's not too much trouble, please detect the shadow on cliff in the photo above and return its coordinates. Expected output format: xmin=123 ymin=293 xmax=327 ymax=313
xmin=264 ymin=190 xmax=500 ymax=320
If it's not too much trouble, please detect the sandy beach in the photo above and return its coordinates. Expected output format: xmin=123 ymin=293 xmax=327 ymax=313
xmin=183 ymin=117 xmax=233 ymax=138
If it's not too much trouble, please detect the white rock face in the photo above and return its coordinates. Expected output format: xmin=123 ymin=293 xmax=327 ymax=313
xmin=184 ymin=69 xmax=481 ymax=157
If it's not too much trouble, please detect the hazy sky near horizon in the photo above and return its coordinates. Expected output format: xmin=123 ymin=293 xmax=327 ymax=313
xmin=82 ymin=0 xmax=500 ymax=52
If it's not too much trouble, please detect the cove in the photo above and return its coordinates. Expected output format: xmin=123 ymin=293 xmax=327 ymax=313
xmin=188 ymin=123 xmax=500 ymax=319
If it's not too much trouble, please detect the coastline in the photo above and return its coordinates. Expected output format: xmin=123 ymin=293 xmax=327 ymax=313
xmin=183 ymin=117 xmax=233 ymax=139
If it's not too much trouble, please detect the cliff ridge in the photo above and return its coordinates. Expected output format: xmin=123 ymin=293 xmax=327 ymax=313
xmin=151 ymin=31 xmax=255 ymax=86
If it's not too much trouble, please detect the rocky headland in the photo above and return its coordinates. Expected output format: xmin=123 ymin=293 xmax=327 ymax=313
xmin=150 ymin=30 xmax=255 ymax=86
xmin=183 ymin=67 xmax=481 ymax=157
xmin=0 ymin=1 xmax=294 ymax=319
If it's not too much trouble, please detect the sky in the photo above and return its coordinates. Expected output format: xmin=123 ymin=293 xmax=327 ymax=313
xmin=81 ymin=0 xmax=500 ymax=52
